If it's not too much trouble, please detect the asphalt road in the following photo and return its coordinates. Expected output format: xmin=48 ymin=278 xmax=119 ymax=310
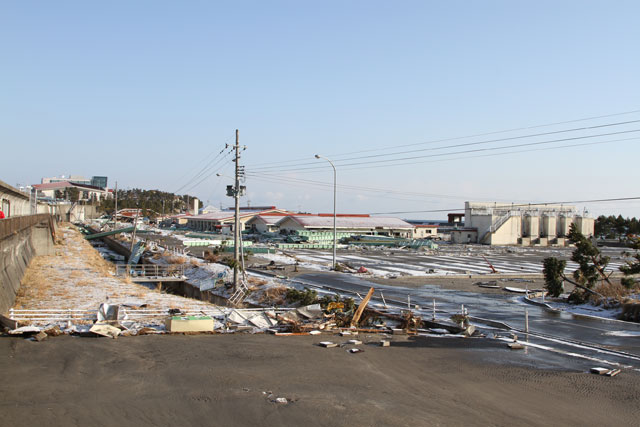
xmin=294 ymin=272 xmax=640 ymax=370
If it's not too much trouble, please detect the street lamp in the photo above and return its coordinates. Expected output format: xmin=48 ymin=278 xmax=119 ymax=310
xmin=315 ymin=154 xmax=337 ymax=270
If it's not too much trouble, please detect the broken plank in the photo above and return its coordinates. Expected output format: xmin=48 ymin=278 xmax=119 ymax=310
xmin=350 ymin=287 xmax=375 ymax=327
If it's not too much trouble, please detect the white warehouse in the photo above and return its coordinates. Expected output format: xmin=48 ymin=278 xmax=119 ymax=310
xmin=451 ymin=201 xmax=595 ymax=246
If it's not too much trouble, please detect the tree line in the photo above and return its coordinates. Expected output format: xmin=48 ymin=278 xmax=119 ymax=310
xmin=98 ymin=189 xmax=196 ymax=219
xmin=595 ymin=215 xmax=640 ymax=238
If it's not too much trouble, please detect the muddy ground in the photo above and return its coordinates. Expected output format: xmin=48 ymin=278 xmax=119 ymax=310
xmin=1 ymin=333 xmax=638 ymax=426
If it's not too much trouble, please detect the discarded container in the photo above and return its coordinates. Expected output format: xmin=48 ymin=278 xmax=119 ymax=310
xmin=347 ymin=339 xmax=362 ymax=345
xmin=319 ymin=341 xmax=338 ymax=348
xmin=380 ymin=340 xmax=390 ymax=347
xmin=165 ymin=316 xmax=214 ymax=333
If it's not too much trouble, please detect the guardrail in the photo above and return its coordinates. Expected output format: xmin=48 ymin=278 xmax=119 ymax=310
xmin=9 ymin=306 xmax=293 ymax=324
xmin=115 ymin=264 xmax=186 ymax=279
xmin=0 ymin=214 xmax=54 ymax=241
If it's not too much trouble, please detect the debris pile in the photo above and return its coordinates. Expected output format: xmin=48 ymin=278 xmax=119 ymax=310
xmin=3 ymin=286 xmax=482 ymax=340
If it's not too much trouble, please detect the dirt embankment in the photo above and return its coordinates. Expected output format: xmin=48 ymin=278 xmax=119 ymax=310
xmin=1 ymin=334 xmax=638 ymax=427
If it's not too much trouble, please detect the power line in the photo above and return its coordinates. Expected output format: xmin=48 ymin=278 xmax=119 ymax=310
xmin=368 ymin=197 xmax=640 ymax=216
xmin=246 ymin=171 xmax=525 ymax=202
xmin=244 ymin=137 xmax=638 ymax=206
xmin=319 ymin=136 xmax=640 ymax=174
xmin=247 ymin=131 xmax=640 ymax=174
xmin=244 ymin=108 xmax=640 ymax=168
xmin=180 ymin=150 xmax=234 ymax=194
xmin=174 ymin=146 xmax=231 ymax=193
xmin=247 ymin=119 xmax=640 ymax=172
xmin=246 ymin=138 xmax=638 ymax=193
xmin=172 ymin=133 xmax=235 ymax=191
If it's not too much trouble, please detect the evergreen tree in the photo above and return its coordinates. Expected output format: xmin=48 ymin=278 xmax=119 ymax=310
xmin=542 ymin=257 xmax=566 ymax=297
xmin=620 ymin=238 xmax=640 ymax=289
xmin=568 ymin=223 xmax=611 ymax=289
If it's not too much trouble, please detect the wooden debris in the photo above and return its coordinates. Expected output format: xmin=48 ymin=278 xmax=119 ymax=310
xmin=43 ymin=325 xmax=63 ymax=336
xmin=33 ymin=331 xmax=48 ymax=342
xmin=606 ymin=369 xmax=621 ymax=377
xmin=350 ymin=287 xmax=375 ymax=327
xmin=591 ymin=367 xmax=621 ymax=377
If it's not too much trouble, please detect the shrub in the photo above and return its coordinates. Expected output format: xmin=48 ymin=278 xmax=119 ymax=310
xmin=285 ymin=288 xmax=317 ymax=306
xmin=259 ymin=286 xmax=288 ymax=305
xmin=203 ymin=251 xmax=219 ymax=263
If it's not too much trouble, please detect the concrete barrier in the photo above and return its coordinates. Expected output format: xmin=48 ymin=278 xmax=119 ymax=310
xmin=0 ymin=215 xmax=55 ymax=314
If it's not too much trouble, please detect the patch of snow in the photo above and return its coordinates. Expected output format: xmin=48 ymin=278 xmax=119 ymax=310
xmin=604 ymin=331 xmax=640 ymax=337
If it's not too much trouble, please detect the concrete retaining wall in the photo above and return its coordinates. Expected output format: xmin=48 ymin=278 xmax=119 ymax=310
xmin=0 ymin=215 xmax=55 ymax=314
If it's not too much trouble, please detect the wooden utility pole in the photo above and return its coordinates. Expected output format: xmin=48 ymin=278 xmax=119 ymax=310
xmin=233 ymin=129 xmax=241 ymax=291
xmin=114 ymin=181 xmax=118 ymax=228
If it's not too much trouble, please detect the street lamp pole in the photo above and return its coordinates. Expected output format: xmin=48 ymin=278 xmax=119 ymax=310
xmin=315 ymin=155 xmax=337 ymax=269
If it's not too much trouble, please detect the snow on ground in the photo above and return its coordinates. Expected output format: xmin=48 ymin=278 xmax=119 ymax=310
xmin=605 ymin=330 xmax=640 ymax=337
xmin=254 ymin=252 xmax=330 ymax=272
xmin=13 ymin=225 xmax=224 ymax=313
xmin=147 ymin=248 xmax=297 ymax=304
xmin=254 ymin=253 xmax=297 ymax=265
xmin=533 ymin=298 xmax=623 ymax=320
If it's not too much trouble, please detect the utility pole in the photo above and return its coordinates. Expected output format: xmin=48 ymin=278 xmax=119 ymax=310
xmin=233 ymin=129 xmax=241 ymax=292
xmin=114 ymin=181 xmax=118 ymax=229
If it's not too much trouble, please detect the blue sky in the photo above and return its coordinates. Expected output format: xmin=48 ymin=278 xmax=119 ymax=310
xmin=2 ymin=1 xmax=639 ymax=219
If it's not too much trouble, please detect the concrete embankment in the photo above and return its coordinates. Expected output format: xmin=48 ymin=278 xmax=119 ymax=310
xmin=0 ymin=214 xmax=56 ymax=313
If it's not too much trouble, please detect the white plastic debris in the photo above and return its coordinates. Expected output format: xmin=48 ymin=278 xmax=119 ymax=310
xmin=8 ymin=326 xmax=41 ymax=335
xmin=89 ymin=323 xmax=121 ymax=338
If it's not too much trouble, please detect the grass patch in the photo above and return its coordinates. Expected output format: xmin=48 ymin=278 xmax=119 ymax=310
xmin=259 ymin=285 xmax=288 ymax=306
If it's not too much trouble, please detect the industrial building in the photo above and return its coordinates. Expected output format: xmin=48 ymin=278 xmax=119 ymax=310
xmin=451 ymin=201 xmax=595 ymax=246
xmin=245 ymin=213 xmax=289 ymax=234
xmin=186 ymin=206 xmax=291 ymax=233
xmin=412 ymin=224 xmax=439 ymax=239
xmin=276 ymin=214 xmax=415 ymax=239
